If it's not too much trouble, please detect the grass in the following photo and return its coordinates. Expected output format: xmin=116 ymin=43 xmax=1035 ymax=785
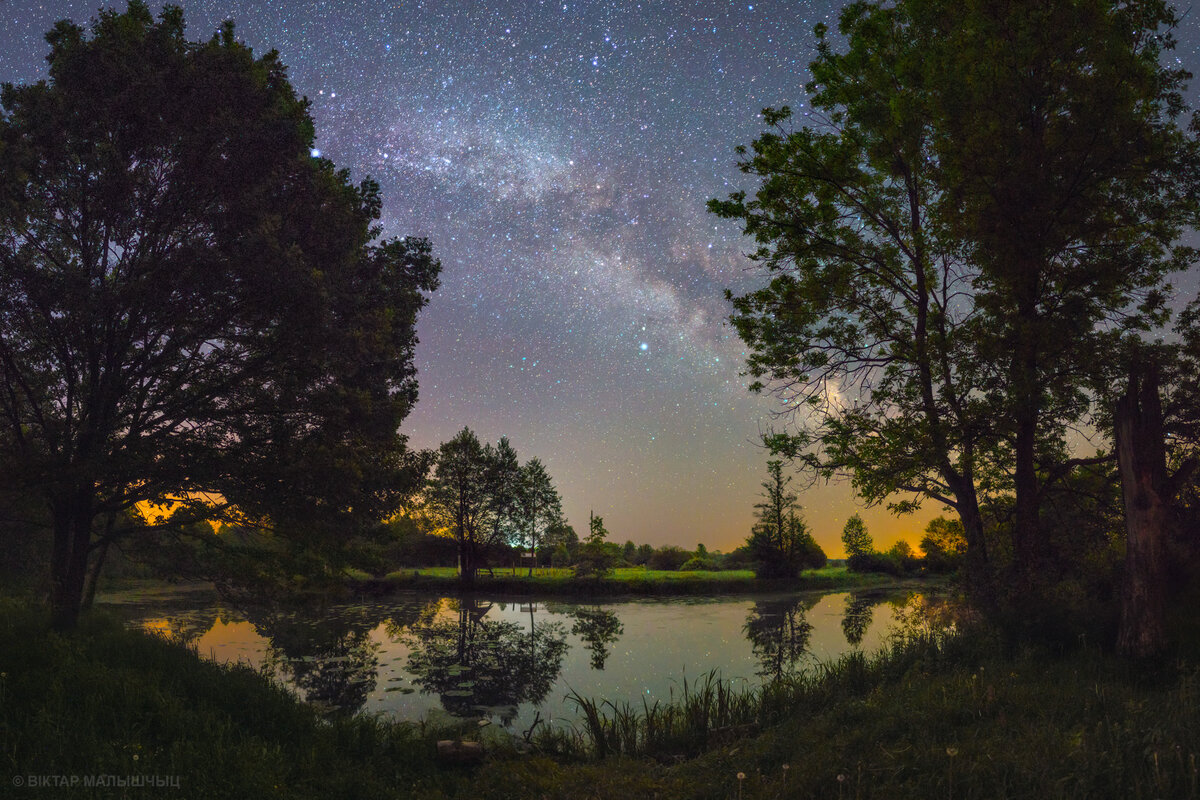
xmin=369 ymin=565 xmax=927 ymax=597
xmin=0 ymin=600 xmax=470 ymax=799
xmin=6 ymin=599 xmax=1200 ymax=798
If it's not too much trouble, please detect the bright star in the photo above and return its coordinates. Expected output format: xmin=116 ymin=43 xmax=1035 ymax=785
xmin=639 ymin=342 xmax=648 ymax=351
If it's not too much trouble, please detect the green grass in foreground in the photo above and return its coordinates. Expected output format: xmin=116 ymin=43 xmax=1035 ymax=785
xmin=374 ymin=565 xmax=917 ymax=596
xmin=5 ymin=600 xmax=1200 ymax=799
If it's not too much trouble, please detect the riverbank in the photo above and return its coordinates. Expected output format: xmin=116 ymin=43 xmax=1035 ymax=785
xmin=4 ymin=600 xmax=1200 ymax=799
xmin=357 ymin=565 xmax=939 ymax=598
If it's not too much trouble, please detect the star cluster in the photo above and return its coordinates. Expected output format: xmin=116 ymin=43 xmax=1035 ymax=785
xmin=6 ymin=1 xmax=1200 ymax=553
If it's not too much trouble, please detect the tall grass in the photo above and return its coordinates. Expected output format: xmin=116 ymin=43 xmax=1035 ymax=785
xmin=0 ymin=601 xmax=467 ymax=799
xmin=548 ymin=629 xmax=962 ymax=762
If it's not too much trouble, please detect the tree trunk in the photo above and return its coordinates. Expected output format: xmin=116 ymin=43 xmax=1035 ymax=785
xmin=1115 ymin=362 xmax=1170 ymax=658
xmin=953 ymin=483 xmax=993 ymax=604
xmin=81 ymin=521 xmax=113 ymax=612
xmin=1011 ymin=290 xmax=1042 ymax=585
xmin=459 ymin=539 xmax=476 ymax=590
xmin=49 ymin=488 xmax=95 ymax=630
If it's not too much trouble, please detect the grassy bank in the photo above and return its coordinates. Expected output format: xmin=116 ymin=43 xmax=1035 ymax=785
xmin=0 ymin=602 xmax=460 ymax=799
xmin=362 ymin=565 xmax=933 ymax=597
xmin=5 ymin=601 xmax=1200 ymax=798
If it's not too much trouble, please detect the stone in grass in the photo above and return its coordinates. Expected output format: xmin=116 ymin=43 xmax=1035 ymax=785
xmin=436 ymin=739 xmax=484 ymax=764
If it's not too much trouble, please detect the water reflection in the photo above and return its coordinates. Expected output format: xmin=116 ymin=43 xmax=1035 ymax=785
xmin=841 ymin=594 xmax=875 ymax=646
xmin=743 ymin=596 xmax=817 ymax=680
xmin=252 ymin=603 xmax=391 ymax=716
xmin=402 ymin=599 xmax=568 ymax=723
xmin=568 ymin=607 xmax=624 ymax=670
xmin=110 ymin=590 xmax=952 ymax=729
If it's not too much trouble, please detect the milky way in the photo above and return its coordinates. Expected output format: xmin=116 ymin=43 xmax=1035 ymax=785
xmin=6 ymin=1 xmax=1200 ymax=553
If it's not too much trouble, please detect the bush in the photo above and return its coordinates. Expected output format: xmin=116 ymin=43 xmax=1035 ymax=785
xmin=848 ymin=552 xmax=906 ymax=575
xmin=647 ymin=546 xmax=691 ymax=571
xmin=678 ymin=557 xmax=718 ymax=571
xmin=573 ymin=541 xmax=620 ymax=579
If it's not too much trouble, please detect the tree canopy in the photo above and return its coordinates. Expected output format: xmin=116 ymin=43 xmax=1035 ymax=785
xmin=711 ymin=0 xmax=1200 ymax=604
xmin=0 ymin=2 xmax=439 ymax=627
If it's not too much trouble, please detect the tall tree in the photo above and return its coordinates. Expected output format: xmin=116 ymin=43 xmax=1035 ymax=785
xmin=841 ymin=514 xmax=873 ymax=559
xmin=425 ymin=430 xmax=528 ymax=586
xmin=925 ymin=0 xmax=1200 ymax=582
xmin=709 ymin=6 xmax=996 ymax=592
xmin=514 ymin=458 xmax=562 ymax=575
xmin=711 ymin=0 xmax=1200 ymax=599
xmin=0 ymin=3 xmax=439 ymax=628
xmin=747 ymin=460 xmax=813 ymax=578
xmin=481 ymin=436 xmax=522 ymax=568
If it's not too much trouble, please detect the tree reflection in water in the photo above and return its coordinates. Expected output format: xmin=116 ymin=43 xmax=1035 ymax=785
xmin=568 ymin=606 xmax=624 ymax=670
xmin=249 ymin=602 xmax=402 ymax=717
xmin=743 ymin=596 xmax=817 ymax=680
xmin=841 ymin=593 xmax=876 ymax=646
xmin=403 ymin=599 xmax=568 ymax=724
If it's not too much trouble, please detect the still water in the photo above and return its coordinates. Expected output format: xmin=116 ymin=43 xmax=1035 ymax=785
xmin=100 ymin=590 xmax=949 ymax=733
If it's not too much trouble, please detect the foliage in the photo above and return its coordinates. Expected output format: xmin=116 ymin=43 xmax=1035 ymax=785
xmin=747 ymin=460 xmax=822 ymax=579
xmin=574 ymin=541 xmax=621 ymax=580
xmin=424 ymin=429 xmax=530 ymax=586
xmin=587 ymin=511 xmax=610 ymax=545
xmin=919 ymin=516 xmax=967 ymax=573
xmin=0 ymin=2 xmax=439 ymax=627
xmin=926 ymin=0 xmax=1200 ymax=578
xmin=647 ymin=545 xmax=692 ymax=571
xmin=841 ymin=514 xmax=873 ymax=559
xmin=710 ymin=0 xmax=1200 ymax=615
xmin=513 ymin=458 xmax=563 ymax=572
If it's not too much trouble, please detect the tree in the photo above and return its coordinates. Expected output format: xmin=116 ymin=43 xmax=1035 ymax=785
xmin=587 ymin=510 xmax=609 ymax=544
xmin=708 ymin=6 xmax=996 ymax=594
xmin=622 ymin=540 xmax=637 ymax=563
xmin=841 ymin=514 xmax=872 ymax=559
xmin=710 ymin=0 xmax=1200 ymax=608
xmin=920 ymin=516 xmax=967 ymax=572
xmin=925 ymin=0 xmax=1200 ymax=585
xmin=514 ymin=458 xmax=562 ymax=575
xmin=575 ymin=510 xmax=618 ymax=579
xmin=0 ymin=3 xmax=439 ymax=628
xmin=746 ymin=460 xmax=813 ymax=579
xmin=542 ymin=518 xmax=578 ymax=568
xmin=425 ymin=429 xmax=519 ymax=588
xmin=481 ymin=436 xmax=522 ymax=568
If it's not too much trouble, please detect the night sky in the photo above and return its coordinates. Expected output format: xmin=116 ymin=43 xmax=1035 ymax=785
xmin=6 ymin=1 xmax=1200 ymax=555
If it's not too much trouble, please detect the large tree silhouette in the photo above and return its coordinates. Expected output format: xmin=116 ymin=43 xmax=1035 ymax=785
xmin=712 ymin=0 xmax=1200 ymax=601
xmin=0 ymin=3 xmax=439 ymax=627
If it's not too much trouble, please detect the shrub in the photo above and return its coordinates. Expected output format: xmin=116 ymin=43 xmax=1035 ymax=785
xmin=647 ymin=546 xmax=691 ymax=571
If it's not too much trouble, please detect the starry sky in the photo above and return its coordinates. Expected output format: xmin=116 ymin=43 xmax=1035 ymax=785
xmin=6 ymin=1 xmax=1200 ymax=555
